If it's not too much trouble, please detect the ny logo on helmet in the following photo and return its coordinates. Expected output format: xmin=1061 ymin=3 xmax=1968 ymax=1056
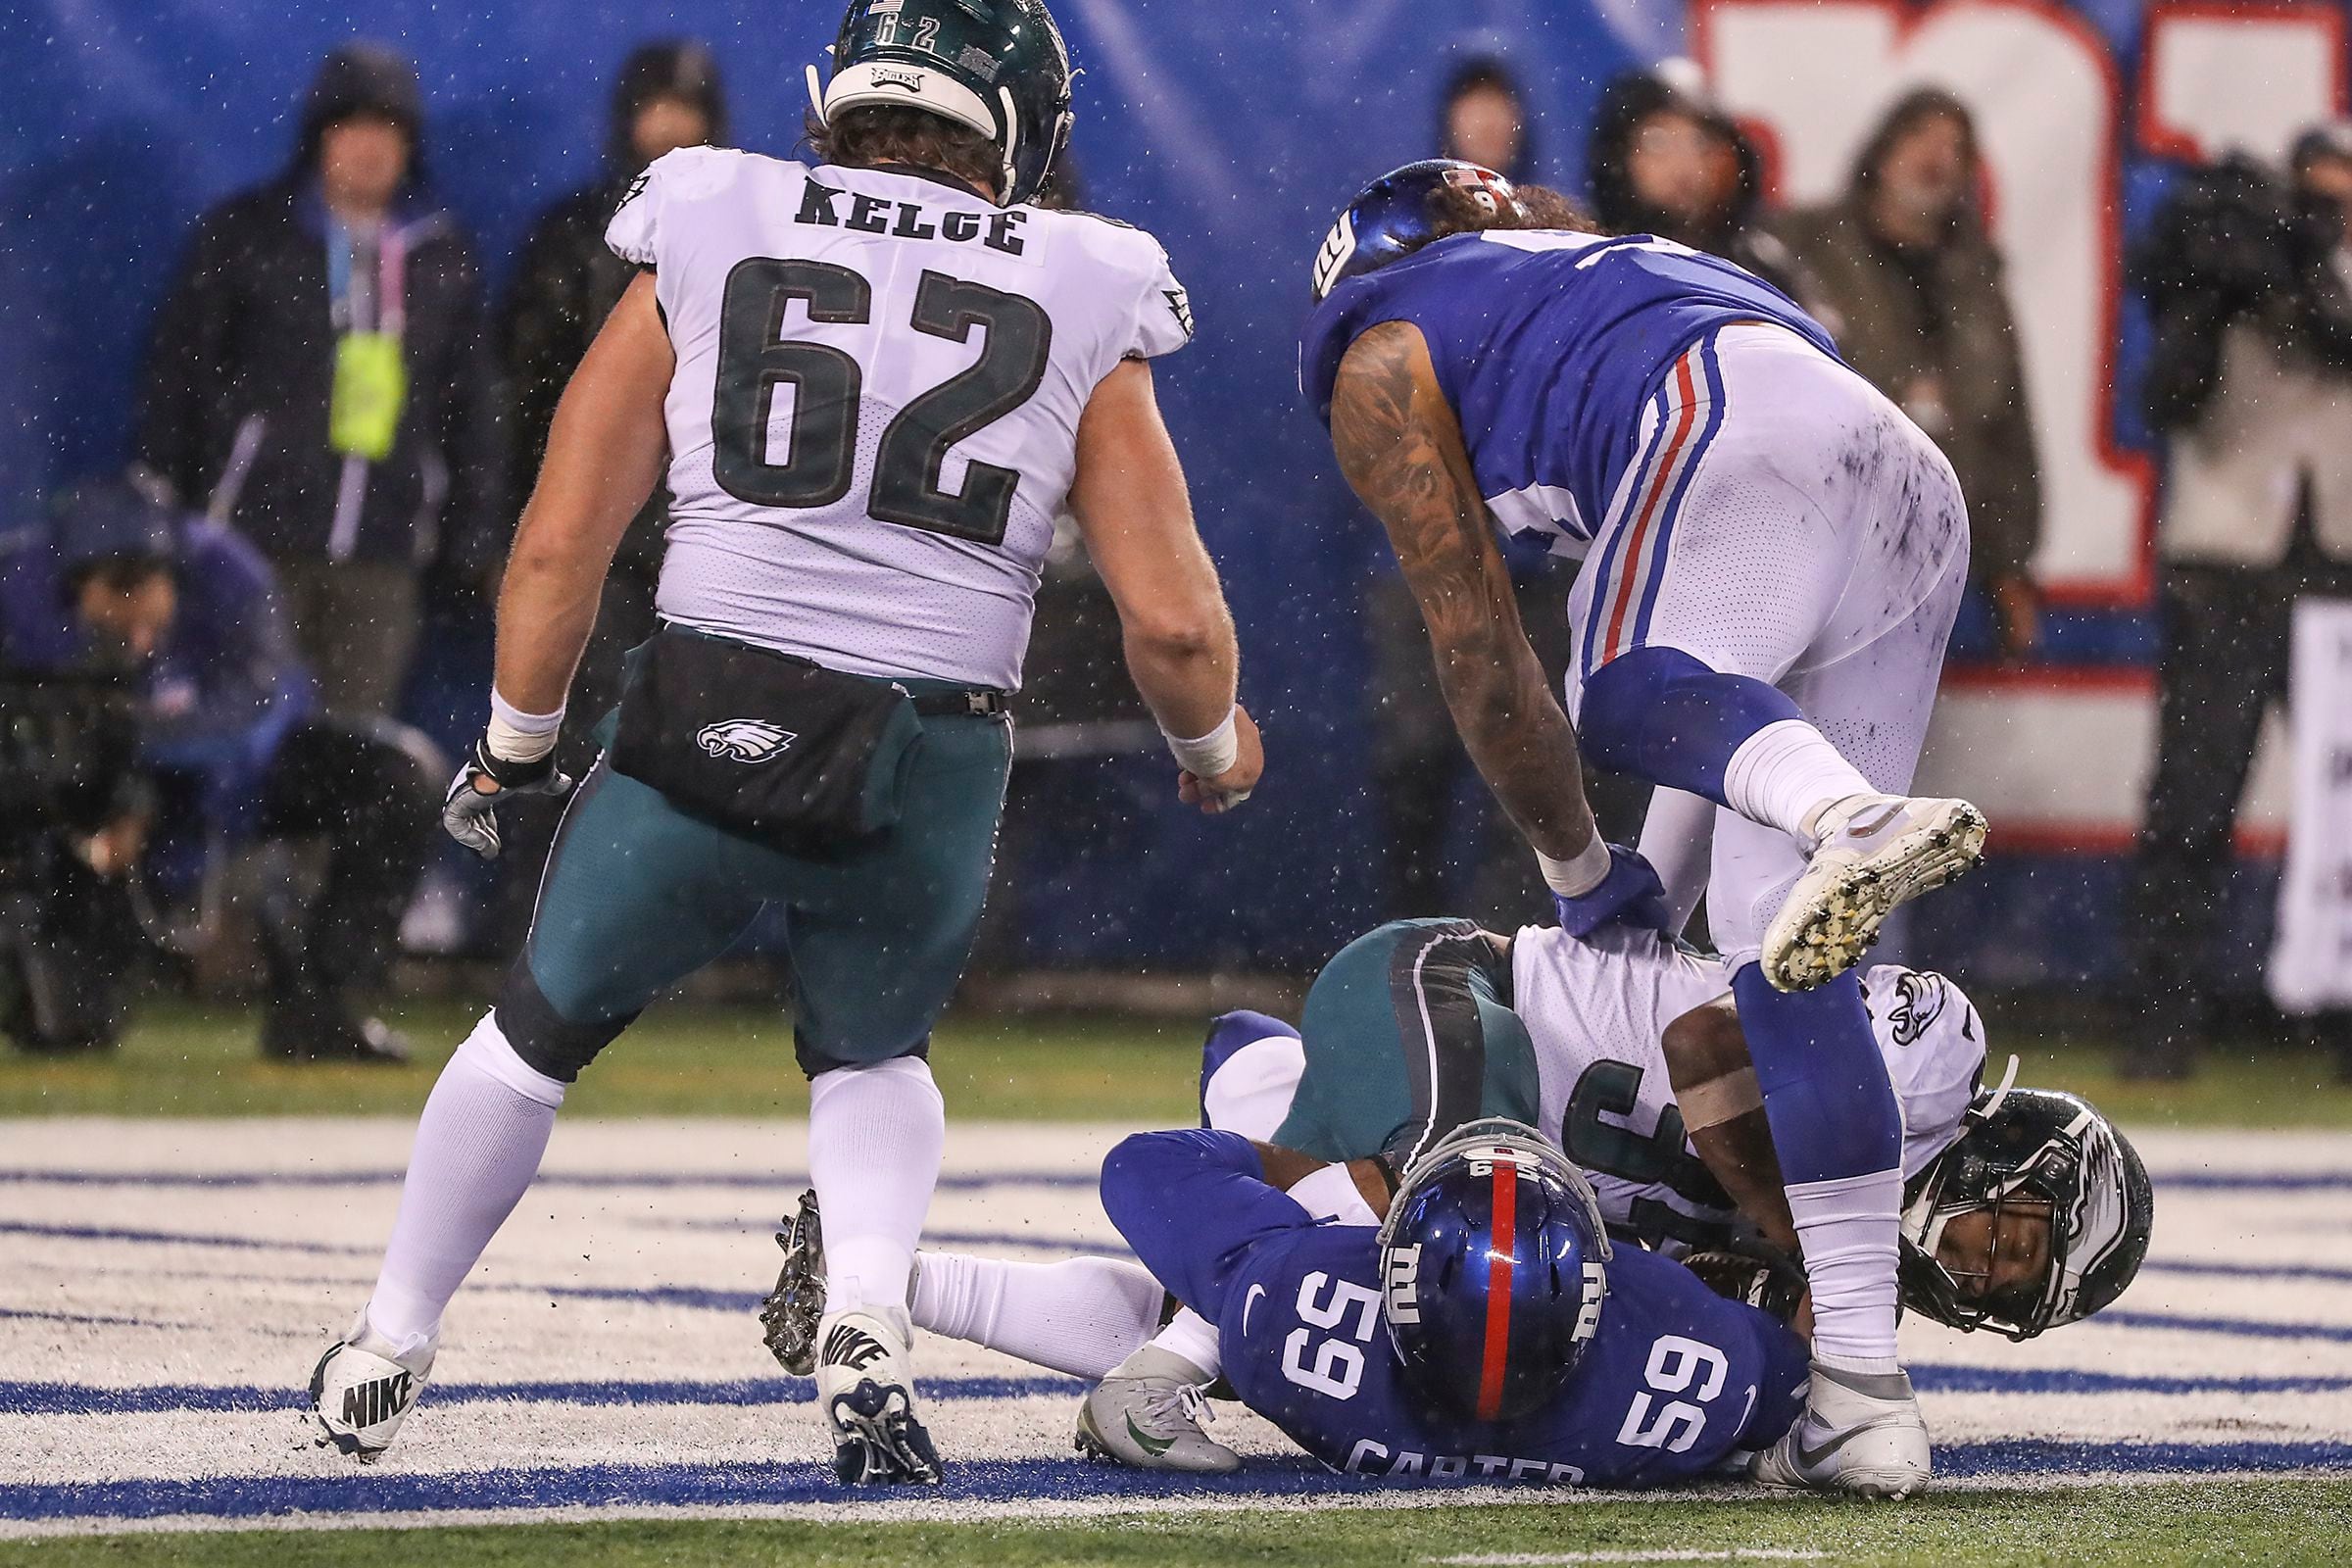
xmin=1312 ymin=212 xmax=1357 ymax=302
xmin=1383 ymin=1243 xmax=1422 ymax=1325
xmin=697 ymin=719 xmax=798 ymax=763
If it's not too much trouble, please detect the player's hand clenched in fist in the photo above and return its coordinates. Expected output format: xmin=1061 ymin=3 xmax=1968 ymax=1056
xmin=1172 ymin=703 xmax=1263 ymax=815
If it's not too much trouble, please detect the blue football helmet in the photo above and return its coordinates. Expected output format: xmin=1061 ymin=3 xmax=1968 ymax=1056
xmin=1375 ymin=1118 xmax=1610 ymax=1424
xmin=1309 ymin=159 xmax=1527 ymax=303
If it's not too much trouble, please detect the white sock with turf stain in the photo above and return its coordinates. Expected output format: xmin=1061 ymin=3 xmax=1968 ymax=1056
xmin=809 ymin=1056 xmax=946 ymax=1318
xmin=1788 ymin=1166 xmax=1905 ymax=1375
xmin=1144 ymin=1306 xmax=1224 ymax=1384
xmin=1724 ymin=719 xmax=1876 ymax=845
xmin=366 ymin=1012 xmax=565 ymax=1356
xmin=909 ymin=1250 xmax=1167 ymax=1381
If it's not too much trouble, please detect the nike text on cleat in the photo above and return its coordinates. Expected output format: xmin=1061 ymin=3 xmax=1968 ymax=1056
xmin=1761 ymin=796 xmax=1988 ymax=993
xmin=1751 ymin=1362 xmax=1931 ymax=1499
xmin=309 ymin=1308 xmax=435 ymax=1463
xmin=816 ymin=1307 xmax=942 ymax=1485
xmin=759 ymin=1189 xmax=825 ymax=1378
xmin=1073 ymin=1346 xmax=1241 ymax=1475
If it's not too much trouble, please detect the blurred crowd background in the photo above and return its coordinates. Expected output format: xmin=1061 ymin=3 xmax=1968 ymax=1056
xmin=1 ymin=0 xmax=2348 ymax=1081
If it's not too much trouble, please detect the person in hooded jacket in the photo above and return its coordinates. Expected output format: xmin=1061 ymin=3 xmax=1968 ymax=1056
xmin=133 ymin=43 xmax=499 ymax=722
xmin=1772 ymin=89 xmax=2043 ymax=659
xmin=1584 ymin=67 xmax=1831 ymax=324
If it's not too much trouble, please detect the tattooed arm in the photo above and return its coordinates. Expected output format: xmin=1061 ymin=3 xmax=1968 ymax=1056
xmin=1328 ymin=320 xmax=1598 ymax=861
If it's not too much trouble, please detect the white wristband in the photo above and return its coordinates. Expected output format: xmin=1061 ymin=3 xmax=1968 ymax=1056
xmin=1286 ymin=1161 xmax=1382 ymax=1228
xmin=1536 ymin=836 xmax=1612 ymax=899
xmin=486 ymin=690 xmax=564 ymax=764
xmin=1163 ymin=705 xmax=1239 ymax=778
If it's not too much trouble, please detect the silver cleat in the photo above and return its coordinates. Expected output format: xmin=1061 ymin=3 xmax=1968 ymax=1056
xmin=1763 ymin=795 xmax=1987 ymax=992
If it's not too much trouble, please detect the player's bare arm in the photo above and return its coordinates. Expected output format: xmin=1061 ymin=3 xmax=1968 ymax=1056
xmin=1068 ymin=357 xmax=1263 ymax=812
xmin=1326 ymin=320 xmax=1596 ymax=861
xmin=493 ymin=272 xmax=674 ymax=720
xmin=1660 ymin=997 xmax=1799 ymax=1252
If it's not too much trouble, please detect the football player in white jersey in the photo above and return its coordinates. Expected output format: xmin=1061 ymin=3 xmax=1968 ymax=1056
xmin=313 ymin=0 xmax=1261 ymax=1485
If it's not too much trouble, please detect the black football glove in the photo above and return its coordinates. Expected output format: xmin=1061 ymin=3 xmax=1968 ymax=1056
xmin=441 ymin=737 xmax=573 ymax=859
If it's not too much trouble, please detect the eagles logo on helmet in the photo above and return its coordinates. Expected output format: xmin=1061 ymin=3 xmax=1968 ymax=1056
xmin=1897 ymin=1065 xmax=2154 ymax=1340
xmin=808 ymin=0 xmax=1074 ymax=207
xmin=1374 ymin=1118 xmax=1611 ymax=1423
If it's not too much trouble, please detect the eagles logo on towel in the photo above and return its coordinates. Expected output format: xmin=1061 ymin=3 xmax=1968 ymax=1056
xmin=696 ymin=719 xmax=797 ymax=763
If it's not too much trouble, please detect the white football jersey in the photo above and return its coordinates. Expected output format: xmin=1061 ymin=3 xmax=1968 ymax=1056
xmin=1509 ymin=925 xmax=1986 ymax=1253
xmin=607 ymin=149 xmax=1193 ymax=690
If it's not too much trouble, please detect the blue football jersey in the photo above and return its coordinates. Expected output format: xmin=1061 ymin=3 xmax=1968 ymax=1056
xmin=1298 ymin=230 xmax=1840 ymax=561
xmin=1101 ymin=1129 xmax=1810 ymax=1490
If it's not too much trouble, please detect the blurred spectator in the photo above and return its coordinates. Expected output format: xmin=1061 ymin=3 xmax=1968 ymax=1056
xmin=1439 ymin=58 xmax=1536 ymax=181
xmin=1586 ymin=67 xmax=1829 ymax=318
xmin=3 ymin=484 xmax=438 ymax=1062
xmin=0 ymin=537 xmax=149 ymax=1054
xmin=491 ymin=41 xmax=725 ymax=944
xmin=2122 ymin=125 xmax=2352 ymax=1080
xmin=1776 ymin=88 xmax=2043 ymax=658
xmin=134 ymin=43 xmax=499 ymax=721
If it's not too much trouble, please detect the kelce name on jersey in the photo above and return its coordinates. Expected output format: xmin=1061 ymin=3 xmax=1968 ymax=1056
xmin=796 ymin=179 xmax=1031 ymax=256
xmin=1342 ymin=1440 xmax=1585 ymax=1486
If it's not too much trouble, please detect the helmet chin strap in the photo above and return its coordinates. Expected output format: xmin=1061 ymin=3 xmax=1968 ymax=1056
xmin=1971 ymin=1054 xmax=2022 ymax=1125
xmin=998 ymin=86 xmax=1021 ymax=205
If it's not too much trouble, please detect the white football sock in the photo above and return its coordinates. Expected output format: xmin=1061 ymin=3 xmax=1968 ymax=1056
xmin=1788 ymin=1166 xmax=1905 ymax=1374
xmin=1636 ymin=786 xmax=1717 ymax=937
xmin=366 ymin=1013 xmax=564 ymax=1356
xmin=1723 ymin=720 xmax=1876 ymax=845
xmin=1145 ymin=1306 xmax=1224 ymax=1383
xmin=909 ymin=1250 xmax=1166 ymax=1380
xmin=809 ymin=1056 xmax=946 ymax=1316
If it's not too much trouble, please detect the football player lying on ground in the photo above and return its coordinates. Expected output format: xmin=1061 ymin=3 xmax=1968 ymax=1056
xmin=767 ymin=1120 xmax=1814 ymax=1489
xmin=759 ymin=913 xmax=2152 ymax=1482
xmin=1067 ymin=914 xmax=2152 ymax=1477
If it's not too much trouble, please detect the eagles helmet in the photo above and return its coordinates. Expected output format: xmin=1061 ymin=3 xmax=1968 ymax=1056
xmin=1310 ymin=159 xmax=1527 ymax=303
xmin=1375 ymin=1118 xmax=1610 ymax=1424
xmin=1898 ymin=1066 xmax=2154 ymax=1340
xmin=808 ymin=0 xmax=1074 ymax=208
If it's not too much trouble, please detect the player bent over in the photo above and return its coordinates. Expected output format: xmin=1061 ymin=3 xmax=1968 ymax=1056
xmin=311 ymin=0 xmax=1260 ymax=1484
xmin=1299 ymin=161 xmax=1990 ymax=1494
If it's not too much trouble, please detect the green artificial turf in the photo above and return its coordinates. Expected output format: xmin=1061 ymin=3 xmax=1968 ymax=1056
xmin=7 ymin=1477 xmax=2351 ymax=1567
xmin=2 ymin=996 xmax=2346 ymax=1129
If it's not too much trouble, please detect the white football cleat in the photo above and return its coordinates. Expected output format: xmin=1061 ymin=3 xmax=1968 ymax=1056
xmin=1075 ymin=1345 xmax=1242 ymax=1475
xmin=1751 ymin=1362 xmax=1931 ymax=1499
xmin=817 ymin=1306 xmax=942 ymax=1485
xmin=310 ymin=1308 xmax=434 ymax=1463
xmin=1762 ymin=795 xmax=1987 ymax=992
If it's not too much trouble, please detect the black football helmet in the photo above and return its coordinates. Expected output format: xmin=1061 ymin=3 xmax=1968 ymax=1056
xmin=1898 ymin=1069 xmax=2153 ymax=1340
xmin=808 ymin=0 xmax=1074 ymax=207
